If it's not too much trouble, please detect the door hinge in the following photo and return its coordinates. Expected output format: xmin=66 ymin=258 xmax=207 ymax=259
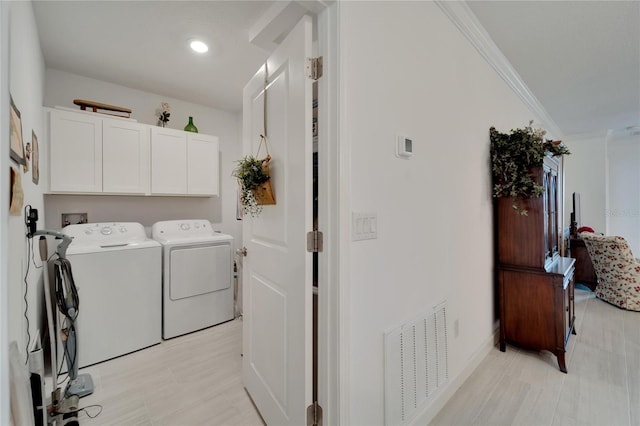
xmin=306 ymin=401 xmax=323 ymax=426
xmin=307 ymin=230 xmax=323 ymax=253
xmin=306 ymin=57 xmax=323 ymax=80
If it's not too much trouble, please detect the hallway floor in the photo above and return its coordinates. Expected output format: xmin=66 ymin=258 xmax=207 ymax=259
xmin=431 ymin=288 xmax=640 ymax=425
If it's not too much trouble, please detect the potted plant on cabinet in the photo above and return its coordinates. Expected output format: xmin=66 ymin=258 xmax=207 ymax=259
xmin=490 ymin=121 xmax=570 ymax=215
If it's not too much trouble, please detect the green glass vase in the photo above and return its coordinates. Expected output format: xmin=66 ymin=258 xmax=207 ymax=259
xmin=184 ymin=116 xmax=198 ymax=133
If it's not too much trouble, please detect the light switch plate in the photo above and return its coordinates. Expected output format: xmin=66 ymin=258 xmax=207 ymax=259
xmin=352 ymin=212 xmax=377 ymax=241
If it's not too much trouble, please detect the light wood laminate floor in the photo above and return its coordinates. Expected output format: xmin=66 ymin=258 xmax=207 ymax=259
xmin=71 ymin=288 xmax=638 ymax=425
xmin=73 ymin=318 xmax=264 ymax=425
xmin=431 ymin=288 xmax=640 ymax=426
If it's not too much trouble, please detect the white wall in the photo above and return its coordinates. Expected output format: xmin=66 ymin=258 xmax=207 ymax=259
xmin=606 ymin=131 xmax=640 ymax=254
xmin=43 ymin=69 xmax=242 ymax=247
xmin=563 ymin=133 xmax=607 ymax=233
xmin=1 ymin=0 xmax=10 ymax=422
xmin=338 ymin=2 xmax=546 ymax=424
xmin=7 ymin=0 xmax=46 ymax=359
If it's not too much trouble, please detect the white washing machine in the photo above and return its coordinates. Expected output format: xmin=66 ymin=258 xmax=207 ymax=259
xmin=151 ymin=220 xmax=234 ymax=339
xmin=63 ymin=222 xmax=162 ymax=368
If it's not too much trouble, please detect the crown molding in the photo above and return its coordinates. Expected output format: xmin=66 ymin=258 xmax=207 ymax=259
xmin=435 ymin=1 xmax=564 ymax=138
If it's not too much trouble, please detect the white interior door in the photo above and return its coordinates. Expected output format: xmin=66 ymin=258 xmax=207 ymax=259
xmin=242 ymin=15 xmax=313 ymax=426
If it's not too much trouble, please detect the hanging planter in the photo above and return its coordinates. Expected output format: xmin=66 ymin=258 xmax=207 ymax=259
xmin=490 ymin=121 xmax=570 ymax=215
xmin=233 ymin=148 xmax=275 ymax=217
xmin=234 ymin=63 xmax=276 ymax=218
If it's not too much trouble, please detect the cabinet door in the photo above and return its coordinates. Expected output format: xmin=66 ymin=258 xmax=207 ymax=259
xmin=49 ymin=109 xmax=102 ymax=192
xmin=103 ymin=119 xmax=150 ymax=194
xmin=150 ymin=127 xmax=187 ymax=194
xmin=187 ymin=133 xmax=219 ymax=196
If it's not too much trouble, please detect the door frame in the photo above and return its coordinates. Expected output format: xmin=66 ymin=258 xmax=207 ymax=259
xmin=252 ymin=2 xmax=346 ymax=424
xmin=316 ymin=3 xmax=346 ymax=426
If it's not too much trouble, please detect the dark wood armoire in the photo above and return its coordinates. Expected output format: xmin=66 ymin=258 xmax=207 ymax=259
xmin=496 ymin=156 xmax=576 ymax=373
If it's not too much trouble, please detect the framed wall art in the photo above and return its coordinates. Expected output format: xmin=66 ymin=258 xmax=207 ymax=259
xmin=9 ymin=95 xmax=26 ymax=166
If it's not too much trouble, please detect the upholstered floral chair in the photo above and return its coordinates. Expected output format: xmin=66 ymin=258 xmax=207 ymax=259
xmin=579 ymin=232 xmax=640 ymax=311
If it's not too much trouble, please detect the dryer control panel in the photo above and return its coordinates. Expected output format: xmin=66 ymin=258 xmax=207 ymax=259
xmin=152 ymin=219 xmax=214 ymax=238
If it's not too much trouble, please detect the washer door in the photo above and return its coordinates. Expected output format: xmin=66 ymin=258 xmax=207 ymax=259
xmin=169 ymin=243 xmax=231 ymax=300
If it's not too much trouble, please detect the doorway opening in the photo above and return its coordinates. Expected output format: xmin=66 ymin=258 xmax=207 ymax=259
xmin=312 ymin=79 xmax=319 ymax=408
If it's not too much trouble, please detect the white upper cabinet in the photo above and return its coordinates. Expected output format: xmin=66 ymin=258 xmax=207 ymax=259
xmin=187 ymin=133 xmax=220 ymax=196
xmin=48 ymin=108 xmax=150 ymax=195
xmin=102 ymin=119 xmax=150 ymax=194
xmin=49 ymin=109 xmax=103 ymax=193
xmin=150 ymin=127 xmax=219 ymax=196
xmin=150 ymin=127 xmax=188 ymax=195
xmin=48 ymin=108 xmax=219 ymax=197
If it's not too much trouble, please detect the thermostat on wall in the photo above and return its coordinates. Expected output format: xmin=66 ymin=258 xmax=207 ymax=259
xmin=396 ymin=135 xmax=413 ymax=158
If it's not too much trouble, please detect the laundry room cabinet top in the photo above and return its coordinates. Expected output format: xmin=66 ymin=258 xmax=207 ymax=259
xmin=46 ymin=107 xmax=219 ymax=197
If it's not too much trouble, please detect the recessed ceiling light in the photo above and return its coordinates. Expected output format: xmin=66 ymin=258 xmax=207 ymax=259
xmin=189 ymin=39 xmax=209 ymax=54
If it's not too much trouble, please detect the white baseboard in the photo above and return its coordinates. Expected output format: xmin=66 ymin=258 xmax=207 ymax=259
xmin=409 ymin=327 xmax=499 ymax=425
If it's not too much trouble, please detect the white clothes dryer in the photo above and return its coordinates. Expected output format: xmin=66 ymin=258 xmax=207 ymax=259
xmin=151 ymin=220 xmax=234 ymax=339
xmin=63 ymin=222 xmax=162 ymax=368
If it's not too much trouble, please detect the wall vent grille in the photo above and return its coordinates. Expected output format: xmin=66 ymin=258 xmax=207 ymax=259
xmin=384 ymin=302 xmax=448 ymax=425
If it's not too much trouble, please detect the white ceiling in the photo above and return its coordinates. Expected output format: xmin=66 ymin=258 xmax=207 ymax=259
xmin=467 ymin=0 xmax=640 ymax=136
xmin=33 ymin=0 xmax=275 ymax=113
xmin=33 ymin=1 xmax=640 ymax=136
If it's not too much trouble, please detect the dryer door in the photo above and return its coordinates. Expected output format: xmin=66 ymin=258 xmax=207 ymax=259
xmin=169 ymin=243 xmax=231 ymax=300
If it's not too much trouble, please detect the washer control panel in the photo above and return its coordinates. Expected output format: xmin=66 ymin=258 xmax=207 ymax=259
xmin=63 ymin=222 xmax=147 ymax=243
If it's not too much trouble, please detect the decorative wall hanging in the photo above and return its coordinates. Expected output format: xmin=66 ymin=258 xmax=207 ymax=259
xmin=232 ymin=63 xmax=276 ymax=217
xmin=74 ymin=99 xmax=132 ymax=118
xmin=31 ymin=130 xmax=39 ymax=185
xmin=9 ymin=95 xmax=26 ymax=167
xmin=9 ymin=167 xmax=24 ymax=215
xmin=23 ymin=142 xmax=30 ymax=173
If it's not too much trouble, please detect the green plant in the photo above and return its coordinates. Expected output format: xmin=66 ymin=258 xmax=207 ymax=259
xmin=232 ymin=156 xmax=270 ymax=217
xmin=490 ymin=121 xmax=570 ymax=215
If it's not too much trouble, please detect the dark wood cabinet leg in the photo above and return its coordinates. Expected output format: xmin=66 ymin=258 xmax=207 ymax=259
xmin=557 ymin=353 xmax=567 ymax=373
xmin=499 ymin=340 xmax=506 ymax=352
